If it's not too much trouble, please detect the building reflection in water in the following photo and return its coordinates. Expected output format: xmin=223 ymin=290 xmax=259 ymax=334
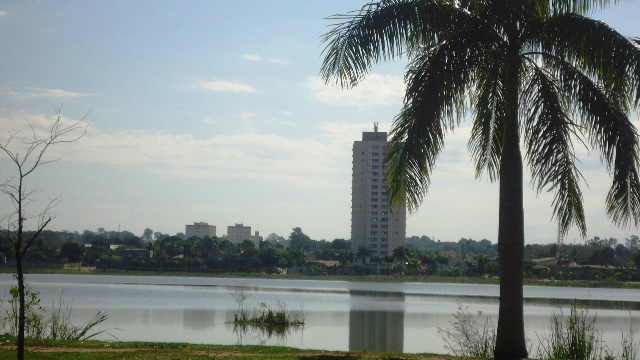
xmin=348 ymin=290 xmax=405 ymax=352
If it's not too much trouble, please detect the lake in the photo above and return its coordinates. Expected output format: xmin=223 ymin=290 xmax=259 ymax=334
xmin=0 ymin=274 xmax=638 ymax=355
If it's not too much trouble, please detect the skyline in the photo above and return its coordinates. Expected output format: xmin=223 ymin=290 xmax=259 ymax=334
xmin=1 ymin=1 xmax=640 ymax=244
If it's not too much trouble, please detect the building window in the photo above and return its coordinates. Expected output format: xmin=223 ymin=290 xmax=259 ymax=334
xmin=372 ymin=159 xmax=380 ymax=163
xmin=371 ymin=231 xmax=378 ymax=235
xmin=371 ymin=191 xmax=378 ymax=196
xmin=371 ymin=198 xmax=378 ymax=202
xmin=381 ymin=218 xmax=388 ymax=222
xmin=381 ymin=225 xmax=388 ymax=229
xmin=371 ymin=218 xmax=378 ymax=222
xmin=371 ymin=224 xmax=378 ymax=228
xmin=371 ymin=211 xmax=378 ymax=215
xmin=371 ymin=185 xmax=379 ymax=189
xmin=372 ymin=172 xmax=379 ymax=176
xmin=371 ymin=205 xmax=378 ymax=209
xmin=372 ymin=165 xmax=380 ymax=169
xmin=372 ymin=152 xmax=380 ymax=156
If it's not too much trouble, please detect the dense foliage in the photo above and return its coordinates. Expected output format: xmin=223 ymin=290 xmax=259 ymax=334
xmin=2 ymin=228 xmax=640 ymax=282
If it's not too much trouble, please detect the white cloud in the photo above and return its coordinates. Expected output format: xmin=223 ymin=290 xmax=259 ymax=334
xmin=10 ymin=87 xmax=91 ymax=100
xmin=267 ymin=58 xmax=287 ymax=64
xmin=202 ymin=117 xmax=219 ymax=125
xmin=57 ymin=130 xmax=343 ymax=189
xmin=306 ymin=74 xmax=404 ymax=106
xmin=0 ymin=11 xmax=7 ymax=18
xmin=235 ymin=112 xmax=257 ymax=120
xmin=241 ymin=53 xmax=288 ymax=65
xmin=197 ymin=80 xmax=257 ymax=93
xmin=241 ymin=54 xmax=261 ymax=61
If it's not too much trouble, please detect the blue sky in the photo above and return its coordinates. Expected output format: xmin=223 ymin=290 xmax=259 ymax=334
xmin=0 ymin=1 xmax=639 ymax=244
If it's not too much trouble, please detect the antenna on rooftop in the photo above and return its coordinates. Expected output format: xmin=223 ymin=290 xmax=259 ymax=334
xmin=373 ymin=122 xmax=379 ymax=132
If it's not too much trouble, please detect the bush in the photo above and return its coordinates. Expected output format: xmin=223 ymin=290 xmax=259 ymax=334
xmin=437 ymin=302 xmax=496 ymax=357
xmin=0 ymin=286 xmax=111 ymax=341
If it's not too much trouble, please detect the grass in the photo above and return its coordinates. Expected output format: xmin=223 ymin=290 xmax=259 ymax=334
xmin=0 ymin=286 xmax=110 ymax=341
xmin=5 ymin=267 xmax=640 ymax=289
xmin=536 ymin=302 xmax=605 ymax=360
xmin=0 ymin=337 xmax=456 ymax=359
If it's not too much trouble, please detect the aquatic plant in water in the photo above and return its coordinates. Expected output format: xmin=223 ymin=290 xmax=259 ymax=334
xmin=230 ymin=289 xmax=304 ymax=327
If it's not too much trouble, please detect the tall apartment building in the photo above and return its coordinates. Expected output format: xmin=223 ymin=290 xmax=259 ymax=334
xmin=185 ymin=222 xmax=216 ymax=239
xmin=351 ymin=127 xmax=406 ymax=256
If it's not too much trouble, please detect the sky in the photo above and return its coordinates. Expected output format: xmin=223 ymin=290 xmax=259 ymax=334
xmin=0 ymin=1 xmax=639 ymax=244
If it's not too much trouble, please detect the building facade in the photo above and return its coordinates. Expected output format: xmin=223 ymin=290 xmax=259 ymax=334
xmin=351 ymin=128 xmax=406 ymax=256
xmin=185 ymin=222 xmax=216 ymax=239
xmin=227 ymin=223 xmax=255 ymax=247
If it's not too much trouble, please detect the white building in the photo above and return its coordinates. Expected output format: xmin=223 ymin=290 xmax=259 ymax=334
xmin=351 ymin=126 xmax=406 ymax=256
xmin=185 ymin=222 xmax=216 ymax=239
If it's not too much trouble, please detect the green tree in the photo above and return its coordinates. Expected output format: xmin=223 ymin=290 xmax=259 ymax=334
xmin=356 ymin=245 xmax=374 ymax=266
xmin=321 ymin=2 xmax=640 ymax=358
xmin=288 ymin=227 xmax=313 ymax=251
xmin=60 ymin=242 xmax=83 ymax=263
xmin=392 ymin=245 xmax=411 ymax=275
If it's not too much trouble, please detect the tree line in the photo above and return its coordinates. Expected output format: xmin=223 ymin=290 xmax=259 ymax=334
xmin=2 ymin=228 xmax=640 ymax=281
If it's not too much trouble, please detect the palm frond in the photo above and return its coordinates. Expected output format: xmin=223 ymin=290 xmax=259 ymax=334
xmin=320 ymin=0 xmax=488 ymax=87
xmin=542 ymin=13 xmax=640 ymax=106
xmin=469 ymin=57 xmax=504 ymax=181
xmin=385 ymin=29 xmax=493 ymax=212
xmin=542 ymin=54 xmax=640 ymax=228
xmin=521 ymin=60 xmax=586 ymax=236
xmin=550 ymin=0 xmax=621 ymax=14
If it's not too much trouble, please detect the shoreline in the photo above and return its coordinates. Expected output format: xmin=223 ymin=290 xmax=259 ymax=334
xmin=1 ymin=267 xmax=639 ymax=289
xmin=0 ymin=338 xmax=456 ymax=359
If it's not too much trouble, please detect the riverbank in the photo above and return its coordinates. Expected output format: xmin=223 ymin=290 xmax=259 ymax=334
xmin=0 ymin=339 xmax=456 ymax=359
xmin=3 ymin=267 xmax=640 ymax=289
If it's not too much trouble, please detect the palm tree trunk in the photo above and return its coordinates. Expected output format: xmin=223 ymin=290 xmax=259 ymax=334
xmin=494 ymin=48 xmax=528 ymax=360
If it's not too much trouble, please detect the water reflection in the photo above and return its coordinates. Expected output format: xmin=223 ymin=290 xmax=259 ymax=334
xmin=183 ymin=309 xmax=216 ymax=330
xmin=230 ymin=323 xmax=304 ymax=346
xmin=524 ymin=297 xmax=640 ymax=311
xmin=349 ymin=291 xmax=405 ymax=352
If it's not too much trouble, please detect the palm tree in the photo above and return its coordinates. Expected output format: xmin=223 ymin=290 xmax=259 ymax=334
xmin=392 ymin=245 xmax=411 ymax=275
xmin=356 ymin=245 xmax=374 ymax=266
xmin=321 ymin=1 xmax=640 ymax=358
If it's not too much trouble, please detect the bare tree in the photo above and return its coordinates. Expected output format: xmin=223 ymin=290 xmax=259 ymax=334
xmin=0 ymin=108 xmax=87 ymax=360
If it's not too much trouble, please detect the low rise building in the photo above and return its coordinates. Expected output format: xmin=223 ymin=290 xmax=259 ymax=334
xmin=227 ymin=223 xmax=252 ymax=245
xmin=185 ymin=222 xmax=216 ymax=239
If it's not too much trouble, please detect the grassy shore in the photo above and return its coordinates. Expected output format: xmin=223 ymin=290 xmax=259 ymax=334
xmin=2 ymin=267 xmax=640 ymax=289
xmin=0 ymin=338 xmax=457 ymax=359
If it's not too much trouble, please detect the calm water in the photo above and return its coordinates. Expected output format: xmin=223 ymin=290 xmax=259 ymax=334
xmin=0 ymin=274 xmax=639 ymax=355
